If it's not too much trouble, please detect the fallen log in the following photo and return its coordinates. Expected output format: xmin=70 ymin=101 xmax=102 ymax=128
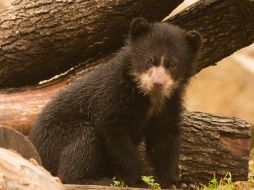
xmin=179 ymin=111 xmax=250 ymax=183
xmin=0 ymin=0 xmax=182 ymax=88
xmin=0 ymin=126 xmax=41 ymax=164
xmin=0 ymin=0 xmax=254 ymax=88
xmin=0 ymin=147 xmax=65 ymax=190
xmin=0 ymin=80 xmax=67 ymax=134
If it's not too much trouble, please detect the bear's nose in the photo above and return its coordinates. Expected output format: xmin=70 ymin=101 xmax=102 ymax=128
xmin=153 ymin=80 xmax=164 ymax=88
xmin=152 ymin=76 xmax=166 ymax=89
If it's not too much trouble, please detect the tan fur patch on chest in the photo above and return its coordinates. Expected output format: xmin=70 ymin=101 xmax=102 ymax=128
xmin=147 ymin=95 xmax=166 ymax=118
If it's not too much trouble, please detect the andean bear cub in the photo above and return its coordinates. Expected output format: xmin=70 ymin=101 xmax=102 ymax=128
xmin=29 ymin=18 xmax=202 ymax=187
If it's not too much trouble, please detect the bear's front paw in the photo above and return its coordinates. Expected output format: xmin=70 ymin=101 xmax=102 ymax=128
xmin=158 ymin=174 xmax=181 ymax=188
xmin=116 ymin=161 xmax=141 ymax=186
xmin=169 ymin=182 xmax=199 ymax=190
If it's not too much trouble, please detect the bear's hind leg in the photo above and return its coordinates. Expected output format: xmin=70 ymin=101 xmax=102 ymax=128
xmin=57 ymin=127 xmax=112 ymax=185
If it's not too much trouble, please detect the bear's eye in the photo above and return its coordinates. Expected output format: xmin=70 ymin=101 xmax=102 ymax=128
xmin=169 ymin=63 xmax=176 ymax=71
xmin=145 ymin=57 xmax=153 ymax=65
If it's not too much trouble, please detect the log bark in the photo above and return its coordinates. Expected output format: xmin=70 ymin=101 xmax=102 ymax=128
xmin=138 ymin=111 xmax=250 ymax=183
xmin=0 ymin=0 xmax=182 ymax=88
xmin=179 ymin=111 xmax=250 ymax=183
xmin=0 ymin=147 xmax=65 ymax=190
xmin=0 ymin=0 xmax=254 ymax=88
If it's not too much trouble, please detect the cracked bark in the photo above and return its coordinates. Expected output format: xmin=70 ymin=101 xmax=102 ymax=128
xmin=0 ymin=0 xmax=182 ymax=88
xmin=140 ymin=111 xmax=250 ymax=183
xmin=0 ymin=0 xmax=254 ymax=88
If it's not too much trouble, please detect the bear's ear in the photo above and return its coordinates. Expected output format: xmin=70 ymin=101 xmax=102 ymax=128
xmin=129 ymin=18 xmax=150 ymax=39
xmin=186 ymin=31 xmax=202 ymax=52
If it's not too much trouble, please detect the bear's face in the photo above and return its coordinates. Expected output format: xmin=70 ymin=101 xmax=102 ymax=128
xmin=127 ymin=18 xmax=202 ymax=103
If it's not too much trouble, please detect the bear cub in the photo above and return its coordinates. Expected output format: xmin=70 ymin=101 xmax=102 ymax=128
xmin=29 ymin=18 xmax=202 ymax=187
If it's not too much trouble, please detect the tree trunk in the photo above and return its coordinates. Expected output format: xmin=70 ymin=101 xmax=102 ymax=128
xmin=0 ymin=0 xmax=182 ymax=88
xmin=0 ymin=0 xmax=254 ymax=88
xmin=0 ymin=147 xmax=65 ymax=190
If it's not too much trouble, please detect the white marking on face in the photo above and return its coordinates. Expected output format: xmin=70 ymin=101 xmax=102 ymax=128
xmin=139 ymin=65 xmax=172 ymax=115
xmin=130 ymin=68 xmax=179 ymax=116
xmin=139 ymin=66 xmax=173 ymax=96
xmin=129 ymin=56 xmax=180 ymax=116
xmin=160 ymin=55 xmax=165 ymax=67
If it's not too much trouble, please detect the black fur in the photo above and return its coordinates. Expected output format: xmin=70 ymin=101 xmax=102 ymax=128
xmin=29 ymin=18 xmax=201 ymax=188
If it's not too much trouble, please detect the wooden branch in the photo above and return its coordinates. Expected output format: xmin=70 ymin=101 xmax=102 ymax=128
xmin=0 ymin=147 xmax=65 ymax=190
xmin=167 ymin=0 xmax=254 ymax=74
xmin=0 ymin=0 xmax=182 ymax=88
